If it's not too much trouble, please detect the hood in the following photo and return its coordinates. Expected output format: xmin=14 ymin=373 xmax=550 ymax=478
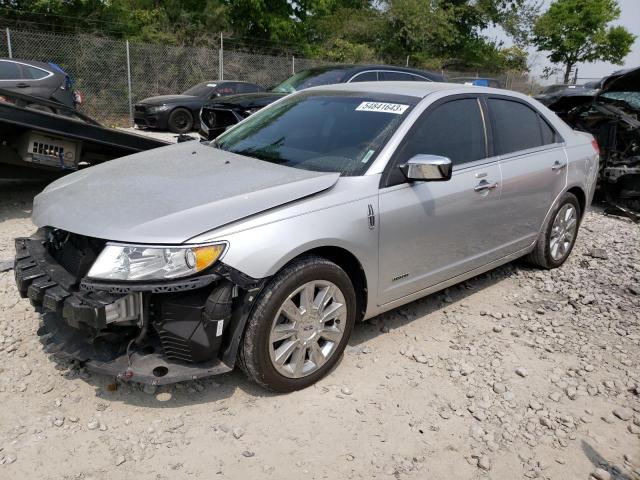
xmin=138 ymin=95 xmax=197 ymax=105
xmin=33 ymin=141 xmax=340 ymax=244
xmin=203 ymin=92 xmax=286 ymax=110
xmin=600 ymin=66 xmax=640 ymax=94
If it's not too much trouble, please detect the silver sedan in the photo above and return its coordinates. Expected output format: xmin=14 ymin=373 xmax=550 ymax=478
xmin=17 ymin=82 xmax=599 ymax=392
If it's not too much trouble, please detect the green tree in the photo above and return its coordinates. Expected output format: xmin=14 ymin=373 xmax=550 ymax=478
xmin=532 ymin=0 xmax=635 ymax=83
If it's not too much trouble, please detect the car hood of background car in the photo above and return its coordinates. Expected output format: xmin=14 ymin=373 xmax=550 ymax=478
xmin=138 ymin=94 xmax=199 ymax=106
xmin=203 ymin=92 xmax=286 ymax=110
xmin=600 ymin=66 xmax=640 ymax=94
xmin=32 ymin=141 xmax=340 ymax=244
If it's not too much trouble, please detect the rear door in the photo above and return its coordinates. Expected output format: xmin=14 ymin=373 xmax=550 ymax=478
xmin=378 ymin=95 xmax=504 ymax=305
xmin=0 ymin=59 xmax=28 ymax=94
xmin=487 ymin=96 xmax=567 ymax=252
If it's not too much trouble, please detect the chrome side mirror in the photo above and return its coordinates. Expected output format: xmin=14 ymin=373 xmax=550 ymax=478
xmin=400 ymin=154 xmax=453 ymax=181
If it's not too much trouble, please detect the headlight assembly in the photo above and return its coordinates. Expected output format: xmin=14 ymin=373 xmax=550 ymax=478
xmin=87 ymin=243 xmax=227 ymax=281
xmin=147 ymin=104 xmax=170 ymax=114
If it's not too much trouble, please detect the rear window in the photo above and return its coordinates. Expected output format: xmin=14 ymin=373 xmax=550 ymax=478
xmin=215 ymin=92 xmax=417 ymax=176
xmin=0 ymin=60 xmax=20 ymax=80
xmin=489 ymin=98 xmax=547 ymax=155
xmin=379 ymin=71 xmax=415 ymax=81
xmin=22 ymin=65 xmax=50 ymax=80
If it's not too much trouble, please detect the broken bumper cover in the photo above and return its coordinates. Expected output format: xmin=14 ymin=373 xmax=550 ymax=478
xmin=14 ymin=236 xmax=236 ymax=385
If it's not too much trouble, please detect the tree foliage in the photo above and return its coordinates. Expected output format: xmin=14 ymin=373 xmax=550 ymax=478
xmin=0 ymin=0 xmax=541 ymax=72
xmin=532 ymin=0 xmax=635 ymax=82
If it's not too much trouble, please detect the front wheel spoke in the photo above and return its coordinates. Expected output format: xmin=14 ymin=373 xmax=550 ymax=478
xmin=309 ymin=341 xmax=326 ymax=367
xmin=274 ymin=339 xmax=298 ymax=365
xmin=320 ymin=325 xmax=342 ymax=343
xmin=321 ymin=302 xmax=344 ymax=322
xmin=315 ymin=285 xmax=335 ymax=312
xmin=270 ymin=324 xmax=297 ymax=343
xmin=291 ymin=345 xmax=306 ymax=376
xmin=281 ymin=299 xmax=302 ymax=322
xmin=565 ymin=218 xmax=577 ymax=233
xmin=300 ymin=284 xmax=315 ymax=311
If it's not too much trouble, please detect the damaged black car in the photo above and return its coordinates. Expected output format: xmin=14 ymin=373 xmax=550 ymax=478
xmin=540 ymin=67 xmax=640 ymax=217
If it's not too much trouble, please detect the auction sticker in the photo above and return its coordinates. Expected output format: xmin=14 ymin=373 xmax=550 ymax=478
xmin=356 ymin=101 xmax=409 ymax=114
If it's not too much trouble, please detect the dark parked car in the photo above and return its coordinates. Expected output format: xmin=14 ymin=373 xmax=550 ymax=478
xmin=198 ymin=65 xmax=444 ymax=140
xmin=534 ymin=83 xmax=596 ymax=108
xmin=0 ymin=58 xmax=81 ymax=109
xmin=134 ymin=81 xmax=264 ymax=133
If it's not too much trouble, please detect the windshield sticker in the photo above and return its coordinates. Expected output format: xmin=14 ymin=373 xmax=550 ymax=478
xmin=206 ymin=83 xmax=218 ymax=87
xmin=361 ymin=149 xmax=375 ymax=163
xmin=356 ymin=102 xmax=409 ymax=115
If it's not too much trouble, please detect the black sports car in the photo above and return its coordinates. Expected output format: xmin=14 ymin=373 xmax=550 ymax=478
xmin=134 ymin=81 xmax=264 ymax=133
xmin=199 ymin=65 xmax=445 ymax=140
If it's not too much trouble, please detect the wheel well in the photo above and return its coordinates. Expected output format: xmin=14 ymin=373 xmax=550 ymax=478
xmin=296 ymin=246 xmax=368 ymax=321
xmin=567 ymin=186 xmax=586 ymax=218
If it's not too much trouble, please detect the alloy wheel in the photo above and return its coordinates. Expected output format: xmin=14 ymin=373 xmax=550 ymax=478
xmin=269 ymin=280 xmax=347 ymax=378
xmin=549 ymin=204 xmax=577 ymax=261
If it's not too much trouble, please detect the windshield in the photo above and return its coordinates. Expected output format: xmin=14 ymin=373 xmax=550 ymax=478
xmin=600 ymin=91 xmax=640 ymax=110
xmin=182 ymin=82 xmax=216 ymax=96
xmin=272 ymin=69 xmax=349 ymax=94
xmin=214 ymin=92 xmax=416 ymax=176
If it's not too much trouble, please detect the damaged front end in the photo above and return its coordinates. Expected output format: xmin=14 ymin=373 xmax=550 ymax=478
xmin=546 ymin=67 xmax=640 ymax=219
xmin=13 ymin=229 xmax=264 ymax=385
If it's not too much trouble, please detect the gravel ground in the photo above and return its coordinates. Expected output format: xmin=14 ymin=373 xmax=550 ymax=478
xmin=0 ymin=180 xmax=639 ymax=480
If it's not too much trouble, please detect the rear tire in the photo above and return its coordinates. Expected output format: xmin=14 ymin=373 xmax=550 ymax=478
xmin=168 ymin=108 xmax=193 ymax=133
xmin=240 ymin=255 xmax=356 ymax=392
xmin=526 ymin=192 xmax=581 ymax=269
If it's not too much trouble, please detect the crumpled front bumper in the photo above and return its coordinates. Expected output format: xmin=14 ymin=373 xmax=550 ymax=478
xmin=14 ymin=235 xmax=235 ymax=385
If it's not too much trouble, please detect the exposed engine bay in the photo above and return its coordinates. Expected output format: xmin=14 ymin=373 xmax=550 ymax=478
xmin=541 ymin=67 xmax=640 ymax=219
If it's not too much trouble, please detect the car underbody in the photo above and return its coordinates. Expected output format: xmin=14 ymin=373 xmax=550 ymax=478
xmin=544 ymin=68 xmax=640 ymax=220
xmin=14 ymin=229 xmax=265 ymax=385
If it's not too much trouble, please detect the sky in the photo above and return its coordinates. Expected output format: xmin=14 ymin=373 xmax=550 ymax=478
xmin=485 ymin=0 xmax=640 ymax=84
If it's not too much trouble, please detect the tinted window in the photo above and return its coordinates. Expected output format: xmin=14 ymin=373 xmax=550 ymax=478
xmin=409 ymin=74 xmax=429 ymax=81
xmin=215 ymin=93 xmax=416 ymax=176
xmin=236 ymin=83 xmax=262 ymax=93
xmin=380 ymin=71 xmax=414 ymax=81
xmin=540 ymin=117 xmax=556 ymax=145
xmin=489 ymin=98 xmax=544 ymax=154
xmin=22 ymin=65 xmax=49 ymax=80
xmin=272 ymin=69 xmax=348 ymax=93
xmin=395 ymin=98 xmax=487 ymax=167
xmin=214 ymin=83 xmax=236 ymax=96
xmin=350 ymin=71 xmax=378 ymax=82
xmin=0 ymin=60 xmax=20 ymax=80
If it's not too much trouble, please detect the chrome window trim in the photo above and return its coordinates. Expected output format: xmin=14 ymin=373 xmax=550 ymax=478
xmin=0 ymin=59 xmax=54 ymax=82
xmin=494 ymin=142 xmax=567 ymax=163
xmin=347 ymin=69 xmax=433 ymax=83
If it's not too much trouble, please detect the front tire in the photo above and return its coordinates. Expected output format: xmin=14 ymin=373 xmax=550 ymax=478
xmin=240 ymin=256 xmax=356 ymax=392
xmin=526 ymin=192 xmax=581 ymax=269
xmin=167 ymin=107 xmax=193 ymax=133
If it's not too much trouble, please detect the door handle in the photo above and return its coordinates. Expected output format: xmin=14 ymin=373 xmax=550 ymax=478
xmin=15 ymin=83 xmax=30 ymax=88
xmin=474 ymin=180 xmax=499 ymax=193
xmin=552 ymin=161 xmax=567 ymax=171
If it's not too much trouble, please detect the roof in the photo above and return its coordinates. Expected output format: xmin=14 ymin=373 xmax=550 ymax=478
xmin=299 ymin=64 xmax=444 ymax=81
xmin=306 ymin=81 xmax=500 ymax=99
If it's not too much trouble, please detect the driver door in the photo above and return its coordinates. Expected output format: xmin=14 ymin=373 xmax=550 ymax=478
xmin=378 ymin=95 xmax=505 ymax=305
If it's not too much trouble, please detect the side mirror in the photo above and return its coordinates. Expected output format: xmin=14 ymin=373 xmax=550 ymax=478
xmin=399 ymin=154 xmax=452 ymax=182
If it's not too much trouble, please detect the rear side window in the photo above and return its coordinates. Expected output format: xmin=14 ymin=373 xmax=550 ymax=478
xmin=0 ymin=60 xmax=20 ymax=80
xmin=236 ymin=83 xmax=262 ymax=93
xmin=489 ymin=98 xmax=550 ymax=155
xmin=380 ymin=71 xmax=414 ymax=81
xmin=22 ymin=65 xmax=50 ymax=80
xmin=409 ymin=74 xmax=429 ymax=81
xmin=395 ymin=98 xmax=487 ymax=167
xmin=540 ymin=117 xmax=557 ymax=144
xmin=350 ymin=71 xmax=378 ymax=82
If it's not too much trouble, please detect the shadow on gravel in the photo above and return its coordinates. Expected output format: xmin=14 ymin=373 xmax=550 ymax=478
xmin=349 ymin=262 xmax=522 ymax=348
xmin=581 ymin=440 xmax=632 ymax=480
xmin=0 ymin=180 xmax=47 ymax=222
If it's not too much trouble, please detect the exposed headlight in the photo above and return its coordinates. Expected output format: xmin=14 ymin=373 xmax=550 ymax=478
xmin=147 ymin=104 xmax=170 ymax=114
xmin=87 ymin=243 xmax=226 ymax=281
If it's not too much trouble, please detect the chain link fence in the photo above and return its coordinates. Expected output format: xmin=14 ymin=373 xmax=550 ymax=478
xmin=1 ymin=27 xmax=539 ymax=127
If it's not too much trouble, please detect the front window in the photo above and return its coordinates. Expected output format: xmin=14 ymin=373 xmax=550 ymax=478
xmin=214 ymin=92 xmax=416 ymax=176
xmin=182 ymin=82 xmax=217 ymax=97
xmin=272 ymin=68 xmax=349 ymax=94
